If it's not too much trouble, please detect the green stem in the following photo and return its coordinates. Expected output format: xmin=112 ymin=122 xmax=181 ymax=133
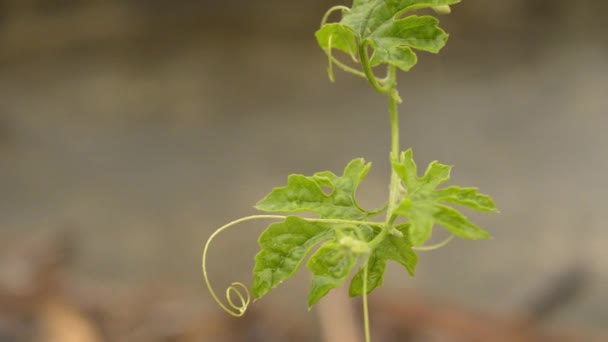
xmin=202 ymin=214 xmax=286 ymax=317
xmin=358 ymin=62 xmax=401 ymax=342
xmin=359 ymin=40 xmax=390 ymax=94
xmin=367 ymin=228 xmax=388 ymax=249
xmin=362 ymin=259 xmax=371 ymax=342
xmin=385 ymin=66 xmax=401 ymax=227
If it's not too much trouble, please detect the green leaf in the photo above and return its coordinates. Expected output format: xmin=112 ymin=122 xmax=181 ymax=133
xmin=256 ymin=158 xmax=372 ymax=220
xmin=252 ymin=216 xmax=333 ymax=299
xmin=307 ymin=241 xmax=358 ymax=307
xmin=369 ymin=44 xmax=418 ymax=72
xmin=349 ymin=250 xmax=386 ymax=296
xmin=317 ymin=0 xmax=461 ymax=72
xmin=315 ymin=23 xmax=358 ymax=58
xmin=349 ymin=224 xmax=418 ymax=296
xmin=393 ymin=149 xmax=497 ymax=246
xmin=369 ymin=15 xmax=449 ymax=54
xmin=434 ymin=186 xmax=497 ymax=212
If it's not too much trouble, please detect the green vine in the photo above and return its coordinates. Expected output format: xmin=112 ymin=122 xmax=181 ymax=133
xmin=203 ymin=1 xmax=496 ymax=341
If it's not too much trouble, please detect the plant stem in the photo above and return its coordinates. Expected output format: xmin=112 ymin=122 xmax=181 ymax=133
xmin=362 ymin=260 xmax=371 ymax=342
xmin=385 ymin=66 xmax=401 ymax=227
xmin=358 ymin=60 xmax=402 ymax=342
xmin=359 ymin=41 xmax=390 ymax=94
xmin=357 ymin=41 xmax=401 ymax=227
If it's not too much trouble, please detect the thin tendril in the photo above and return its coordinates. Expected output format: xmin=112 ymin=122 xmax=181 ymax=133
xmin=413 ymin=234 xmax=455 ymax=251
xmin=319 ymin=5 xmax=367 ymax=79
xmin=203 ymin=215 xmax=382 ymax=317
xmin=202 ymin=214 xmax=286 ymax=317
xmin=327 ymin=35 xmax=335 ymax=82
xmin=329 ymin=56 xmax=367 ymax=79
xmin=320 ymin=5 xmax=350 ymax=27
xmin=323 ymin=37 xmax=367 ymax=79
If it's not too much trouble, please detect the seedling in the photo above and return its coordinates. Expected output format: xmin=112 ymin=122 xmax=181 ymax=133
xmin=203 ymin=1 xmax=496 ymax=341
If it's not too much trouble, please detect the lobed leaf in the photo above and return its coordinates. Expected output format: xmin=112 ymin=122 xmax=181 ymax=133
xmin=393 ymin=149 xmax=496 ymax=246
xmin=349 ymin=223 xmax=417 ymax=296
xmin=255 ymin=158 xmax=373 ymax=220
xmin=307 ymin=241 xmax=358 ymax=307
xmin=433 ymin=204 xmax=491 ymax=240
xmin=344 ymin=0 xmax=461 ymax=37
xmin=369 ymin=15 xmax=448 ymax=54
xmin=252 ymin=216 xmax=333 ymax=299
xmin=317 ymin=0 xmax=461 ymax=72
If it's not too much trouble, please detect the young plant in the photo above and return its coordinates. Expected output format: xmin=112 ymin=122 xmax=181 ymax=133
xmin=203 ymin=1 xmax=496 ymax=340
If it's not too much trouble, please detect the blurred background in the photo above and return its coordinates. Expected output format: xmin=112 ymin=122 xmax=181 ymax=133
xmin=1 ymin=0 xmax=607 ymax=341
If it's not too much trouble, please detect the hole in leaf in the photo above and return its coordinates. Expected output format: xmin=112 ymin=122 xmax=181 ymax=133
xmin=321 ymin=186 xmax=334 ymax=196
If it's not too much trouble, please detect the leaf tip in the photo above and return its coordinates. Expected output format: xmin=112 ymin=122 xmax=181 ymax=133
xmin=476 ymin=231 xmax=493 ymax=240
xmin=432 ymin=5 xmax=452 ymax=15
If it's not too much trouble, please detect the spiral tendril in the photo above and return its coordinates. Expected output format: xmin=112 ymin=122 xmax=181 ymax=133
xmin=203 ymin=215 xmax=383 ymax=318
xmin=202 ymin=215 xmax=286 ymax=317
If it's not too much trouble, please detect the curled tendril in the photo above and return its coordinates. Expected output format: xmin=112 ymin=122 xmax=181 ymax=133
xmin=319 ymin=5 xmax=367 ymax=79
xmin=202 ymin=215 xmax=286 ymax=317
xmin=225 ymin=282 xmax=250 ymax=314
xmin=413 ymin=234 xmax=455 ymax=251
xmin=203 ymin=214 xmax=383 ymax=318
xmin=320 ymin=5 xmax=350 ymax=27
xmin=327 ymin=34 xmax=335 ymax=82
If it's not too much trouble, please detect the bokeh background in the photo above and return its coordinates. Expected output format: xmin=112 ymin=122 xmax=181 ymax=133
xmin=1 ymin=0 xmax=607 ymax=340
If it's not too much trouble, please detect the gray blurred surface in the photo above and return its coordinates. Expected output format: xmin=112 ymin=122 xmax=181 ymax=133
xmin=1 ymin=0 xmax=607 ymax=331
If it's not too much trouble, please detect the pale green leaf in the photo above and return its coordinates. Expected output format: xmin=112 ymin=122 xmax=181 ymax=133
xmin=434 ymin=186 xmax=497 ymax=212
xmin=315 ymin=23 xmax=358 ymax=57
xmin=307 ymin=241 xmax=358 ymax=307
xmin=349 ymin=250 xmax=386 ymax=296
xmin=433 ymin=204 xmax=491 ymax=240
xmin=252 ymin=216 xmax=332 ymax=299
xmin=393 ymin=149 xmax=496 ymax=246
xmin=349 ymin=224 xmax=418 ymax=296
xmin=255 ymin=158 xmax=373 ymax=220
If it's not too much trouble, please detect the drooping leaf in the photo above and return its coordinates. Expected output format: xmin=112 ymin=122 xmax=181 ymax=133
xmin=392 ymin=149 xmax=497 ymax=246
xmin=316 ymin=0 xmax=461 ymax=72
xmin=256 ymin=158 xmax=373 ymax=220
xmin=315 ymin=23 xmax=358 ymax=58
xmin=252 ymin=216 xmax=333 ymax=299
xmin=307 ymin=241 xmax=358 ymax=307
xmin=349 ymin=223 xmax=417 ymax=296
